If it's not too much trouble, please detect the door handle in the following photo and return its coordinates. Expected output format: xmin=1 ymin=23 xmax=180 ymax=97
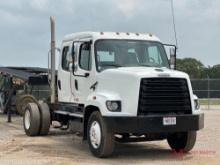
xmin=75 ymin=80 xmax=78 ymax=90
xmin=58 ymin=80 xmax=61 ymax=90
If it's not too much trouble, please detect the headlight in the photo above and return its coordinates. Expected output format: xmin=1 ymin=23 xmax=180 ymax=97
xmin=194 ymin=99 xmax=200 ymax=110
xmin=106 ymin=101 xmax=121 ymax=112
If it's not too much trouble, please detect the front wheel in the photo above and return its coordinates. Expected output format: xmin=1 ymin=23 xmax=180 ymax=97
xmin=167 ymin=131 xmax=197 ymax=152
xmin=87 ymin=111 xmax=115 ymax=158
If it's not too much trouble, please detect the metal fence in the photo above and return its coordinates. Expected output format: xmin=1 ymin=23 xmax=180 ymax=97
xmin=191 ymin=78 xmax=220 ymax=110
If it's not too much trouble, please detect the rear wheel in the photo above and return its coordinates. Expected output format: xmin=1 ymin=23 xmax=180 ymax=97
xmin=23 ymin=103 xmax=40 ymax=136
xmin=167 ymin=131 xmax=197 ymax=152
xmin=87 ymin=111 xmax=115 ymax=158
xmin=38 ymin=101 xmax=51 ymax=135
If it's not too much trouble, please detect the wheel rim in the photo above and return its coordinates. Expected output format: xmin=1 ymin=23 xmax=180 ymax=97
xmin=24 ymin=109 xmax=31 ymax=129
xmin=89 ymin=121 xmax=101 ymax=149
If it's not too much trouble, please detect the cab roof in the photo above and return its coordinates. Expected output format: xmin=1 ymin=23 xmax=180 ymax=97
xmin=63 ymin=32 xmax=161 ymax=43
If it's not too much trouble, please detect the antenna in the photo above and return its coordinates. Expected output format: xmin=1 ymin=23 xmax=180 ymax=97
xmin=170 ymin=0 xmax=178 ymax=49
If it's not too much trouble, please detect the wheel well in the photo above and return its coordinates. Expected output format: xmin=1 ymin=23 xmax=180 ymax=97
xmin=16 ymin=94 xmax=38 ymax=115
xmin=83 ymin=105 xmax=100 ymax=140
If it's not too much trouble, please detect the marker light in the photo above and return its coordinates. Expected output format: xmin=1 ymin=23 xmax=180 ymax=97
xmin=194 ymin=99 xmax=200 ymax=110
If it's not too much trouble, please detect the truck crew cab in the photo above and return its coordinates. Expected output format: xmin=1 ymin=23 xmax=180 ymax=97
xmin=23 ymin=18 xmax=204 ymax=158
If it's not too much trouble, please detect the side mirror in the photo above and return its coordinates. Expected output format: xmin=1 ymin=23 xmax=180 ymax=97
xmin=66 ymin=52 xmax=73 ymax=63
xmin=73 ymin=64 xmax=78 ymax=72
xmin=69 ymin=63 xmax=73 ymax=72
xmin=68 ymin=63 xmax=78 ymax=72
xmin=66 ymin=51 xmax=74 ymax=72
xmin=163 ymin=44 xmax=177 ymax=70
xmin=170 ymin=48 xmax=176 ymax=70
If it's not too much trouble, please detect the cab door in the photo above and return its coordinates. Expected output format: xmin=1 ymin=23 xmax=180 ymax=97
xmin=58 ymin=42 xmax=74 ymax=102
xmin=71 ymin=41 xmax=95 ymax=103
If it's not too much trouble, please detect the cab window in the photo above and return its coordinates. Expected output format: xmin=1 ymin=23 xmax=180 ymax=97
xmin=79 ymin=43 xmax=91 ymax=71
xmin=61 ymin=46 xmax=70 ymax=71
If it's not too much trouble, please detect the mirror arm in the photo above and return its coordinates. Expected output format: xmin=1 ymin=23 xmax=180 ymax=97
xmin=70 ymin=64 xmax=90 ymax=78
xmin=72 ymin=72 xmax=90 ymax=78
xmin=84 ymin=73 xmax=90 ymax=77
xmin=174 ymin=47 xmax=177 ymax=70
xmin=163 ymin=43 xmax=177 ymax=49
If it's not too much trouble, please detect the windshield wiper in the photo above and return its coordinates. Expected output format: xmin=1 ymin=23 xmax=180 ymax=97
xmin=102 ymin=64 xmax=122 ymax=68
xmin=139 ymin=64 xmax=162 ymax=67
xmin=139 ymin=64 xmax=152 ymax=67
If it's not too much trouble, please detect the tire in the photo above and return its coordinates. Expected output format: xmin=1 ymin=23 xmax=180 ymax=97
xmin=16 ymin=95 xmax=37 ymax=116
xmin=38 ymin=101 xmax=51 ymax=135
xmin=87 ymin=111 xmax=115 ymax=158
xmin=167 ymin=131 xmax=197 ymax=152
xmin=23 ymin=103 xmax=41 ymax=136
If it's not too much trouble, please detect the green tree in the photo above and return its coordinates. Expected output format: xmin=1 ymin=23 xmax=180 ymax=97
xmin=208 ymin=65 xmax=220 ymax=78
xmin=176 ymin=58 xmax=205 ymax=78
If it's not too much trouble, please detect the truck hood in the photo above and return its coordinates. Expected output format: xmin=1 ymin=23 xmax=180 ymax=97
xmin=95 ymin=67 xmax=193 ymax=116
xmin=98 ymin=67 xmax=189 ymax=79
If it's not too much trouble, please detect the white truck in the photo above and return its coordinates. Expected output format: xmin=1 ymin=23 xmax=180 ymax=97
xmin=23 ymin=17 xmax=204 ymax=158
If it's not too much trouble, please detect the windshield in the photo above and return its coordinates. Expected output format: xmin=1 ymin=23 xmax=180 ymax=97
xmin=95 ymin=40 xmax=169 ymax=71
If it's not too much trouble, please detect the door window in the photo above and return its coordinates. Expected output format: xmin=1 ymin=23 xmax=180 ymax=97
xmin=61 ymin=46 xmax=70 ymax=71
xmin=79 ymin=43 xmax=91 ymax=71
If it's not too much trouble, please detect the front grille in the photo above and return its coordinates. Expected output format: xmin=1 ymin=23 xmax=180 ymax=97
xmin=138 ymin=78 xmax=192 ymax=115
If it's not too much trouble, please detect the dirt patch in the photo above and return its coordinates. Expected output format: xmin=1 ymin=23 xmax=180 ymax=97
xmin=0 ymin=111 xmax=219 ymax=165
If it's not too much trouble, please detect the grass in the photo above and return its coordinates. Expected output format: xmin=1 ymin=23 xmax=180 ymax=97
xmin=199 ymin=99 xmax=220 ymax=105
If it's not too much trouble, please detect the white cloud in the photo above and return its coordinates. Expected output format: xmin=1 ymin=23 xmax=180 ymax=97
xmin=29 ymin=0 xmax=49 ymax=10
xmin=0 ymin=0 xmax=23 ymax=9
xmin=0 ymin=9 xmax=27 ymax=26
xmin=112 ymin=0 xmax=144 ymax=17
xmin=0 ymin=0 xmax=219 ymax=66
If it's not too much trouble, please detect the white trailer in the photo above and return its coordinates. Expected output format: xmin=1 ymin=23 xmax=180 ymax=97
xmin=23 ymin=17 xmax=204 ymax=158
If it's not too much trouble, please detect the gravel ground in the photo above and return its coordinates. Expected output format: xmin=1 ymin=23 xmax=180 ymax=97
xmin=0 ymin=110 xmax=219 ymax=165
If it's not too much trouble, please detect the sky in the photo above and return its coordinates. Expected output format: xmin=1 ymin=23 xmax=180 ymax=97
xmin=0 ymin=0 xmax=219 ymax=67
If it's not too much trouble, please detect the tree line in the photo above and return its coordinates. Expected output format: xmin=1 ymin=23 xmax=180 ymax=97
xmin=176 ymin=58 xmax=220 ymax=79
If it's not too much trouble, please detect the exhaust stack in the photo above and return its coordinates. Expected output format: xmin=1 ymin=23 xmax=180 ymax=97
xmin=50 ymin=16 xmax=56 ymax=103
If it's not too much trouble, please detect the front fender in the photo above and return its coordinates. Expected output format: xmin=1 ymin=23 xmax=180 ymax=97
xmin=85 ymin=92 xmax=131 ymax=116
